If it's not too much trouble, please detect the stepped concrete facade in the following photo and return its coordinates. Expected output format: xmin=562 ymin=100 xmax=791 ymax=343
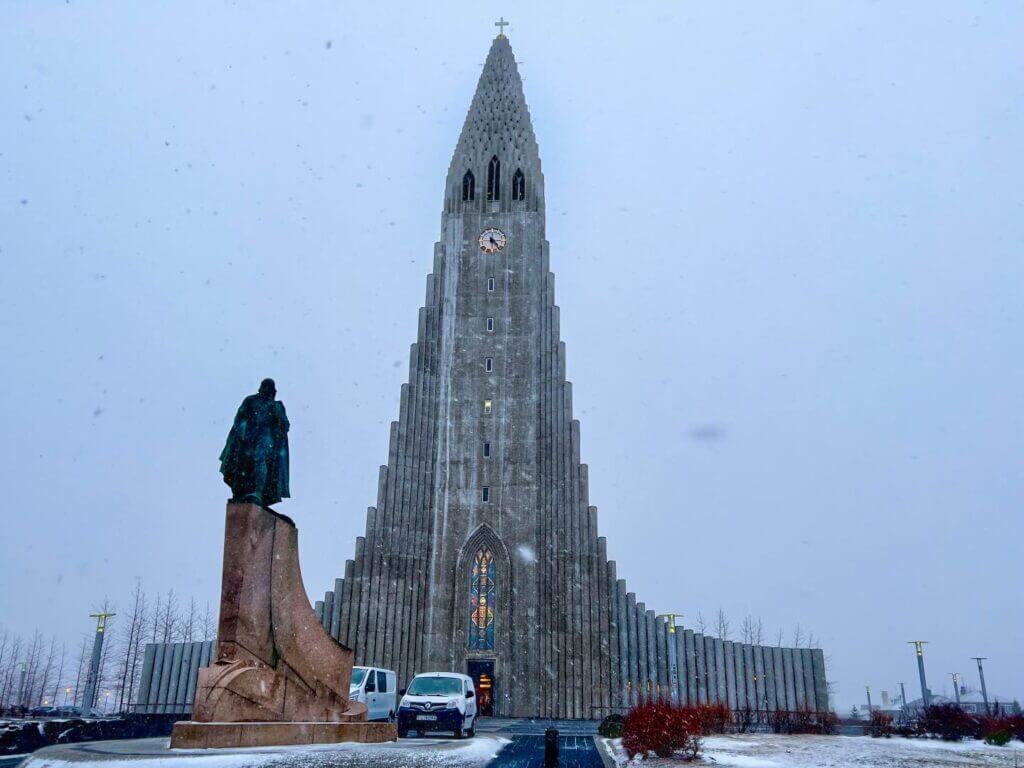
xmin=317 ymin=34 xmax=829 ymax=719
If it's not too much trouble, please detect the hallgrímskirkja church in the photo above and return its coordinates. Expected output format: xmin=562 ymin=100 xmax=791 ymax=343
xmin=315 ymin=31 xmax=829 ymax=720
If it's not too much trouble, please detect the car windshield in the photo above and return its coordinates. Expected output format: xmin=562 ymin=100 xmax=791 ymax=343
xmin=406 ymin=676 xmax=462 ymax=696
xmin=350 ymin=668 xmax=367 ymax=687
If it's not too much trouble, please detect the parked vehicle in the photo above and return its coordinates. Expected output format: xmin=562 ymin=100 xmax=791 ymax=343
xmin=397 ymin=672 xmax=476 ymax=739
xmin=348 ymin=666 xmax=397 ymax=722
xmin=28 ymin=706 xmax=56 ymax=718
xmin=53 ymin=706 xmax=83 ymax=717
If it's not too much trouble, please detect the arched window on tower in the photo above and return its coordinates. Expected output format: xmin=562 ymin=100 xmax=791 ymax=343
xmin=512 ymin=168 xmax=525 ymax=201
xmin=486 ymin=155 xmax=500 ymax=201
xmin=468 ymin=546 xmax=496 ymax=650
xmin=462 ymin=170 xmax=475 ymax=201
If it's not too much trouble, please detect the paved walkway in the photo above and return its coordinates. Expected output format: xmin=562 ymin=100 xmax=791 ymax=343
xmin=475 ymin=718 xmax=599 ymax=736
xmin=486 ymin=734 xmax=604 ymax=768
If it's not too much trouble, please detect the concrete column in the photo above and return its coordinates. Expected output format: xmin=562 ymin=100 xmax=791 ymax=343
xmin=694 ymin=634 xmax=708 ymax=703
xmin=625 ymin=592 xmax=639 ymax=706
xmin=135 ymin=645 xmax=156 ymax=714
xmin=184 ymin=642 xmax=203 ymax=712
xmin=811 ymin=649 xmax=828 ymax=712
xmin=714 ymin=639 xmax=727 ymax=704
xmin=793 ymin=647 xmax=807 ymax=711
xmin=337 ymin=561 xmax=354 ymax=647
xmin=753 ymin=645 xmax=767 ymax=712
xmin=147 ymin=644 xmax=166 ymax=714
xmin=800 ymin=649 xmax=815 ymax=712
xmin=616 ymin=578 xmax=629 ymax=708
xmin=329 ymin=578 xmax=344 ymax=641
xmin=672 ymin=627 xmax=685 ymax=704
xmin=724 ymin=641 xmax=737 ymax=711
xmin=655 ymin=616 xmax=669 ymax=701
xmin=683 ymin=629 xmax=697 ymax=705
xmin=636 ymin=603 xmax=649 ymax=703
xmin=321 ymin=590 xmax=334 ymax=631
xmin=734 ymin=643 xmax=747 ymax=712
xmin=782 ymin=648 xmax=797 ymax=711
xmin=770 ymin=647 xmax=785 ymax=711
xmin=743 ymin=644 xmax=756 ymax=712
xmin=645 ymin=610 xmax=658 ymax=703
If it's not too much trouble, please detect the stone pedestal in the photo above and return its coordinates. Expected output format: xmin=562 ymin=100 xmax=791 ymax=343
xmin=170 ymin=502 xmax=396 ymax=748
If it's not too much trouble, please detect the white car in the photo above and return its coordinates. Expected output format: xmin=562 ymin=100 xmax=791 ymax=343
xmin=349 ymin=666 xmax=397 ymax=722
xmin=397 ymin=672 xmax=477 ymax=738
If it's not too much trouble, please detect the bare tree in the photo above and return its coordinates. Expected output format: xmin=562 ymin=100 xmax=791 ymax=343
xmin=775 ymin=628 xmax=784 ymax=647
xmin=50 ymin=642 xmax=67 ymax=707
xmin=806 ymin=631 xmax=817 ymax=649
xmin=181 ymin=598 xmax=197 ymax=643
xmin=695 ymin=611 xmax=707 ymax=634
xmin=158 ymin=589 xmax=179 ymax=643
xmin=753 ymin=617 xmax=764 ymax=645
xmin=715 ymin=609 xmax=731 ymax=641
xmin=792 ymin=624 xmax=804 ymax=648
xmin=200 ymin=602 xmax=216 ymax=640
xmin=72 ymin=634 xmax=89 ymax=707
xmin=33 ymin=636 xmax=58 ymax=706
xmin=116 ymin=581 xmax=147 ymax=712
xmin=741 ymin=616 xmax=755 ymax=644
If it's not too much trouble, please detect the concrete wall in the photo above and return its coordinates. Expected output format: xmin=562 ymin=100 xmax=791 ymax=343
xmin=133 ymin=640 xmax=215 ymax=714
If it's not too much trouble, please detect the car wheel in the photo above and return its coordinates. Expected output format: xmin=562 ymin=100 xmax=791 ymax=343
xmin=388 ymin=711 xmax=395 ymax=723
xmin=453 ymin=717 xmax=464 ymax=739
xmin=397 ymin=726 xmax=408 ymax=738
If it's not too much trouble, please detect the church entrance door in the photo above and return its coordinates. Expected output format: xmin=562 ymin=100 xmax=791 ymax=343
xmin=467 ymin=659 xmax=495 ymax=717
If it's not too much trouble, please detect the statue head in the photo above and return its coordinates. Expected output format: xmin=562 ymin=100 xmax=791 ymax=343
xmin=259 ymin=378 xmax=277 ymax=398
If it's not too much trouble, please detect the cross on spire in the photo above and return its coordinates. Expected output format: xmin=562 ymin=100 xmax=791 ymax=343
xmin=494 ymin=17 xmax=509 ymax=37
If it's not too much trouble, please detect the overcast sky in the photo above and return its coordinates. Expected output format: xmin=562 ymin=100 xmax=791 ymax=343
xmin=1 ymin=1 xmax=1021 ymax=711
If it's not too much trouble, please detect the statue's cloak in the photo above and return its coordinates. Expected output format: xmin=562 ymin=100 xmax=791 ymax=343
xmin=219 ymin=393 xmax=290 ymax=506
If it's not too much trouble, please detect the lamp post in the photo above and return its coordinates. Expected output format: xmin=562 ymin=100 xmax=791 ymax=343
xmin=908 ymin=641 xmax=930 ymax=708
xmin=81 ymin=612 xmax=115 ymax=717
xmin=950 ymin=673 xmax=961 ymax=707
xmin=971 ymin=658 xmax=990 ymax=715
xmin=866 ymin=685 xmax=873 ymax=714
xmin=899 ymin=682 xmax=908 ymax=713
xmin=657 ymin=613 xmax=684 ymax=704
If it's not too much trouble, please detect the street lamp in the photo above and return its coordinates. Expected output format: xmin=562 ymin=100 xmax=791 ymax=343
xmin=907 ymin=641 xmax=931 ymax=708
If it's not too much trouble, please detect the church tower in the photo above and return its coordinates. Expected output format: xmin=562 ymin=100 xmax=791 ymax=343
xmin=318 ymin=32 xmax=829 ymax=721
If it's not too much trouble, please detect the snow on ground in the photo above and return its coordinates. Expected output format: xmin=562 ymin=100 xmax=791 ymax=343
xmin=603 ymin=733 xmax=1024 ymax=767
xmin=22 ymin=735 xmax=510 ymax=768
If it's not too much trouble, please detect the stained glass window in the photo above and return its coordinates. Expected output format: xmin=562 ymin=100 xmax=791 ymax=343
xmin=469 ymin=546 xmax=496 ymax=650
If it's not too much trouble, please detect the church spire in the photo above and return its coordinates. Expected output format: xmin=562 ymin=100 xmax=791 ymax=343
xmin=445 ymin=34 xmax=543 ymax=213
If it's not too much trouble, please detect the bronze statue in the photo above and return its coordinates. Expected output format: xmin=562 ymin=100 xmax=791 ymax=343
xmin=219 ymin=378 xmax=290 ymax=507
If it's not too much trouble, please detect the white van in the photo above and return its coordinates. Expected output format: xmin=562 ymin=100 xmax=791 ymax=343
xmin=349 ymin=666 xmax=397 ymax=722
xmin=397 ymin=672 xmax=477 ymax=738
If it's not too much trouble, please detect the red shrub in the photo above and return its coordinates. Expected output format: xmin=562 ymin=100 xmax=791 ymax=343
xmin=869 ymin=710 xmax=894 ymax=738
xmin=693 ymin=703 xmax=732 ymax=734
xmin=921 ymin=704 xmax=978 ymax=741
xmin=623 ymin=702 xmax=702 ymax=760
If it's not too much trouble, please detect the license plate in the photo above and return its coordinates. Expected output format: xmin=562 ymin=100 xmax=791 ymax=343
xmin=417 ymin=715 xmax=438 ymax=721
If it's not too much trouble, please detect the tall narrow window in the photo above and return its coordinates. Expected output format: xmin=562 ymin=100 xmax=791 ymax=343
xmin=483 ymin=442 xmax=491 ymax=458
xmin=462 ymin=170 xmax=475 ymax=201
xmin=485 ymin=357 xmax=493 ymax=372
xmin=483 ymin=399 xmax=492 ymax=414
xmin=487 ymin=277 xmax=495 ymax=292
xmin=512 ymin=168 xmax=525 ymax=201
xmin=482 ymin=486 xmax=490 ymax=503
xmin=486 ymin=155 xmax=500 ymax=201
xmin=486 ymin=317 xmax=495 ymax=332
xmin=468 ymin=547 xmax=496 ymax=651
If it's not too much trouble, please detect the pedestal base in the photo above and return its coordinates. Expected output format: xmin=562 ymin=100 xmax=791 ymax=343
xmin=170 ymin=721 xmax=397 ymax=749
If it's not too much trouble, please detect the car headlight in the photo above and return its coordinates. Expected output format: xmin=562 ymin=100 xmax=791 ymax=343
xmin=399 ymin=697 xmax=410 ymax=708
xmin=447 ymin=699 xmax=459 ymax=709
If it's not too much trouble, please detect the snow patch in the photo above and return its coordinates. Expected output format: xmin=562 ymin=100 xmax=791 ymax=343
xmin=518 ymin=545 xmax=536 ymax=562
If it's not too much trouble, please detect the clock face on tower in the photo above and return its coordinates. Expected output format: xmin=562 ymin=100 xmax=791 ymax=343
xmin=478 ymin=228 xmax=507 ymax=253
